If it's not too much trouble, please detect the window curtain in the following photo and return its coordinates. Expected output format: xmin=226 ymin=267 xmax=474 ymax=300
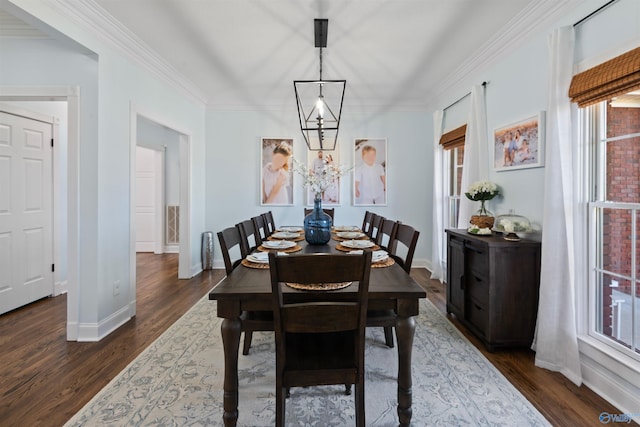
xmin=531 ymin=26 xmax=583 ymax=386
xmin=430 ymin=110 xmax=444 ymax=282
xmin=457 ymin=85 xmax=489 ymax=228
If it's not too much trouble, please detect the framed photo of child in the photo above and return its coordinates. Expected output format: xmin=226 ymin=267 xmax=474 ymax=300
xmin=353 ymin=138 xmax=387 ymax=206
xmin=261 ymin=138 xmax=294 ymax=205
xmin=493 ymin=112 xmax=545 ymax=171
xmin=306 ymin=148 xmax=342 ymax=206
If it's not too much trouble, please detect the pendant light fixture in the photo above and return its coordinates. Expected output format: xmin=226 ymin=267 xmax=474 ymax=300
xmin=294 ymin=19 xmax=346 ymax=151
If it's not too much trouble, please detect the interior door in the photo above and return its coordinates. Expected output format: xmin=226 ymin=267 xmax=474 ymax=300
xmin=135 ymin=145 xmax=160 ymax=253
xmin=0 ymin=110 xmax=53 ymax=315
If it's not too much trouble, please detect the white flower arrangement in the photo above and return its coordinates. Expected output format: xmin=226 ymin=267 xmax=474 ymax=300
xmin=465 ymin=180 xmax=499 ymax=201
xmin=292 ymin=157 xmax=351 ymax=198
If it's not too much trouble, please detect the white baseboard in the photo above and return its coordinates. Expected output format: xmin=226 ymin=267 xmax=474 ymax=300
xmin=190 ymin=263 xmax=203 ymax=278
xmin=163 ymin=245 xmax=179 ymax=253
xmin=54 ymin=280 xmax=68 ymax=296
xmin=76 ymin=304 xmax=132 ymax=342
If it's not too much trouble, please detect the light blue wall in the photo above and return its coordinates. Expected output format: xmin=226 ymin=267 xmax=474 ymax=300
xmin=205 ymin=109 xmax=432 ymax=266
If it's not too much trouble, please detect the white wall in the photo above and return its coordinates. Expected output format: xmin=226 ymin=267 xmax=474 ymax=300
xmin=2 ymin=0 xmax=207 ymax=339
xmin=432 ymin=0 xmax=640 ymax=415
xmin=205 ymin=108 xmax=432 ymax=268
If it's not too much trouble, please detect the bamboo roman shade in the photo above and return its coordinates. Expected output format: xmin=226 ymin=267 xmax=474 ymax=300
xmin=569 ymin=46 xmax=640 ymax=108
xmin=439 ymin=124 xmax=467 ymax=150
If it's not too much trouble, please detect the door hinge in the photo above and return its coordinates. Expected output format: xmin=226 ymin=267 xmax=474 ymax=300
xmin=51 ymin=138 xmax=54 ymax=148
xmin=51 ymin=264 xmax=55 ymax=272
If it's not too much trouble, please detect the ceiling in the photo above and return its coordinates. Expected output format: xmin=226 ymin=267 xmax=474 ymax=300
xmin=4 ymin=0 xmax=582 ymax=111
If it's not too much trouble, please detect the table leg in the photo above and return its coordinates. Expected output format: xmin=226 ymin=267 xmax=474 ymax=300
xmin=221 ymin=317 xmax=241 ymax=427
xmin=395 ymin=314 xmax=416 ymax=426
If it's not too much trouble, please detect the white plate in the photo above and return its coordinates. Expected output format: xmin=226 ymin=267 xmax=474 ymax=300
xmin=334 ymin=225 xmax=360 ymax=232
xmin=278 ymin=226 xmax=303 ymax=233
xmin=246 ymin=252 xmax=269 ymax=263
xmin=341 ymin=240 xmax=375 ymax=249
xmin=262 ymin=240 xmax=296 ymax=249
xmin=271 ymin=231 xmax=300 ymax=239
xmin=337 ymin=231 xmax=365 ymax=239
xmin=372 ymin=250 xmax=389 ymax=262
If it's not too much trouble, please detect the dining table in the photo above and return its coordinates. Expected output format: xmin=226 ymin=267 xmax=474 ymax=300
xmin=208 ymin=227 xmax=427 ymax=427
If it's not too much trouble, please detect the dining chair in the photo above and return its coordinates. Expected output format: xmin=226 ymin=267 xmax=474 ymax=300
xmin=218 ymin=224 xmax=274 ymax=355
xmin=368 ymin=223 xmax=420 ymax=348
xmin=268 ymin=251 xmax=372 ymax=427
xmin=237 ymin=219 xmax=261 ymax=257
xmin=375 ymin=218 xmax=399 ymax=251
xmin=217 ymin=226 xmax=244 ymax=275
xmin=252 ymin=214 xmax=269 ymax=243
xmin=368 ymin=213 xmax=383 ymax=241
xmin=303 ymin=207 xmax=335 ymax=220
xmin=262 ymin=211 xmax=276 ymax=237
xmin=361 ymin=211 xmax=373 ymax=235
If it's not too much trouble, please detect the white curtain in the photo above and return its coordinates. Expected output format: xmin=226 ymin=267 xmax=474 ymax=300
xmin=531 ymin=26 xmax=582 ymax=386
xmin=430 ymin=110 xmax=444 ymax=282
xmin=457 ymin=85 xmax=489 ymax=228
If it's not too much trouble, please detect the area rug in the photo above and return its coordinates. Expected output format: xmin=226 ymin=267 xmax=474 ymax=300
xmin=64 ymin=295 xmax=550 ymax=426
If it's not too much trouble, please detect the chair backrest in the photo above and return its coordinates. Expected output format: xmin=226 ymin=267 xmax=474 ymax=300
xmin=303 ymin=207 xmax=335 ymax=220
xmin=269 ymin=251 xmax=372 ymax=336
xmin=252 ymin=215 xmax=269 ymax=242
xmin=361 ymin=211 xmax=373 ymax=235
xmin=389 ymin=223 xmax=420 ymax=273
xmin=262 ymin=211 xmax=276 ymax=237
xmin=237 ymin=219 xmax=260 ymax=256
xmin=217 ymin=226 xmax=244 ymax=275
xmin=368 ymin=214 xmax=383 ymax=240
xmin=375 ymin=218 xmax=399 ymax=250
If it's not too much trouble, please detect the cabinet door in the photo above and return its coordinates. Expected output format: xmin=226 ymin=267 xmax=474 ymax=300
xmin=447 ymin=237 xmax=466 ymax=317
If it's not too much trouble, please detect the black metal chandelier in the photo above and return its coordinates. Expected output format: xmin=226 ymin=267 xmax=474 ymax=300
xmin=294 ymin=19 xmax=346 ymax=151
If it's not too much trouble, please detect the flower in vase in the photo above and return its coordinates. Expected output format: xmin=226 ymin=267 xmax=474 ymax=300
xmin=465 ymin=180 xmax=499 ymax=201
xmin=292 ymin=157 xmax=351 ymax=199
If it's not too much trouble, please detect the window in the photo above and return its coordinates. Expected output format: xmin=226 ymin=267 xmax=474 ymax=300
xmin=440 ymin=124 xmax=467 ymax=229
xmin=587 ymin=94 xmax=640 ymax=359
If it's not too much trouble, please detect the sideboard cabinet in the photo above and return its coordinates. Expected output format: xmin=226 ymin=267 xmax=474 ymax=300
xmin=445 ymin=229 xmax=541 ymax=351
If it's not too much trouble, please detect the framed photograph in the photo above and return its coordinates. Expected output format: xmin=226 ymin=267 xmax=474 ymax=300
xmin=353 ymin=138 xmax=387 ymax=206
xmin=261 ymin=138 xmax=293 ymax=205
xmin=494 ymin=112 xmax=545 ymax=171
xmin=305 ymin=148 xmax=342 ymax=206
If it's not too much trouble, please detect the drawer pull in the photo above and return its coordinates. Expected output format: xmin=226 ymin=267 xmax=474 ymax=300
xmin=460 ymin=274 xmax=465 ymax=290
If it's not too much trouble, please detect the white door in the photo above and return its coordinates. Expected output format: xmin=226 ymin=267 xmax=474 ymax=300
xmin=135 ymin=146 xmax=162 ymax=253
xmin=0 ymin=110 xmax=53 ymax=315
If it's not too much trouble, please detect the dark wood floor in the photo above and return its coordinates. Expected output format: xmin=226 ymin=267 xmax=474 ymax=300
xmin=0 ymin=254 xmax=630 ymax=426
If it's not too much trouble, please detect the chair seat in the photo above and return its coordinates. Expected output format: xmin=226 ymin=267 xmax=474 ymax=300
xmin=284 ymin=331 xmax=358 ymax=387
xmin=366 ymin=309 xmax=397 ymax=326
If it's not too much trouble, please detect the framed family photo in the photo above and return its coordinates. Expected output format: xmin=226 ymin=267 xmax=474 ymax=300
xmin=494 ymin=112 xmax=545 ymax=171
xmin=260 ymin=138 xmax=293 ymax=205
xmin=305 ymin=148 xmax=342 ymax=206
xmin=353 ymin=138 xmax=387 ymax=206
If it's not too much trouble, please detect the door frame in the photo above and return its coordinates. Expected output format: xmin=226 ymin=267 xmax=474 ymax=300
xmin=129 ymin=103 xmax=192 ymax=318
xmin=0 ymin=85 xmax=80 ymax=340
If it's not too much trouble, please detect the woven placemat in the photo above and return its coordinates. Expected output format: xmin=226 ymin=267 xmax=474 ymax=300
xmin=267 ymin=235 xmax=304 ymax=242
xmin=332 ymin=235 xmax=369 ymax=242
xmin=335 ymin=243 xmax=380 ymax=252
xmin=241 ymin=259 xmax=270 ymax=269
xmin=257 ymin=244 xmax=302 ymax=253
xmin=285 ymin=281 xmax=353 ymax=291
xmin=372 ymin=257 xmax=395 ymax=268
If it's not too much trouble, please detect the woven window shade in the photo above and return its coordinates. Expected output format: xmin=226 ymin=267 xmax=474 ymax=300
xmin=569 ymin=47 xmax=640 ymax=108
xmin=439 ymin=124 xmax=467 ymax=150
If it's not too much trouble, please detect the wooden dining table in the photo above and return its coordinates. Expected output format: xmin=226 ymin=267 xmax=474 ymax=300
xmin=208 ymin=233 xmax=427 ymax=427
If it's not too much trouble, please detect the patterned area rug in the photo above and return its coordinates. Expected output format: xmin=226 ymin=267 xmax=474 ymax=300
xmin=65 ymin=295 xmax=550 ymax=426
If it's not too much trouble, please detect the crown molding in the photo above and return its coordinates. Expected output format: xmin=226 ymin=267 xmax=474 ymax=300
xmin=51 ymin=0 xmax=208 ymax=106
xmin=428 ymin=0 xmax=583 ymax=110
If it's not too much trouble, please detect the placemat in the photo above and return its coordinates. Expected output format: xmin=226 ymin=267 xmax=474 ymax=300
xmin=335 ymin=243 xmax=380 ymax=252
xmin=372 ymin=257 xmax=395 ymax=268
xmin=257 ymin=244 xmax=302 ymax=253
xmin=267 ymin=235 xmax=304 ymax=242
xmin=285 ymin=281 xmax=353 ymax=291
xmin=241 ymin=259 xmax=270 ymax=269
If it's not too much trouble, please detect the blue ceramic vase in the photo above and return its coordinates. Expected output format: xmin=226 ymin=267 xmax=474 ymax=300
xmin=304 ymin=196 xmax=332 ymax=245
